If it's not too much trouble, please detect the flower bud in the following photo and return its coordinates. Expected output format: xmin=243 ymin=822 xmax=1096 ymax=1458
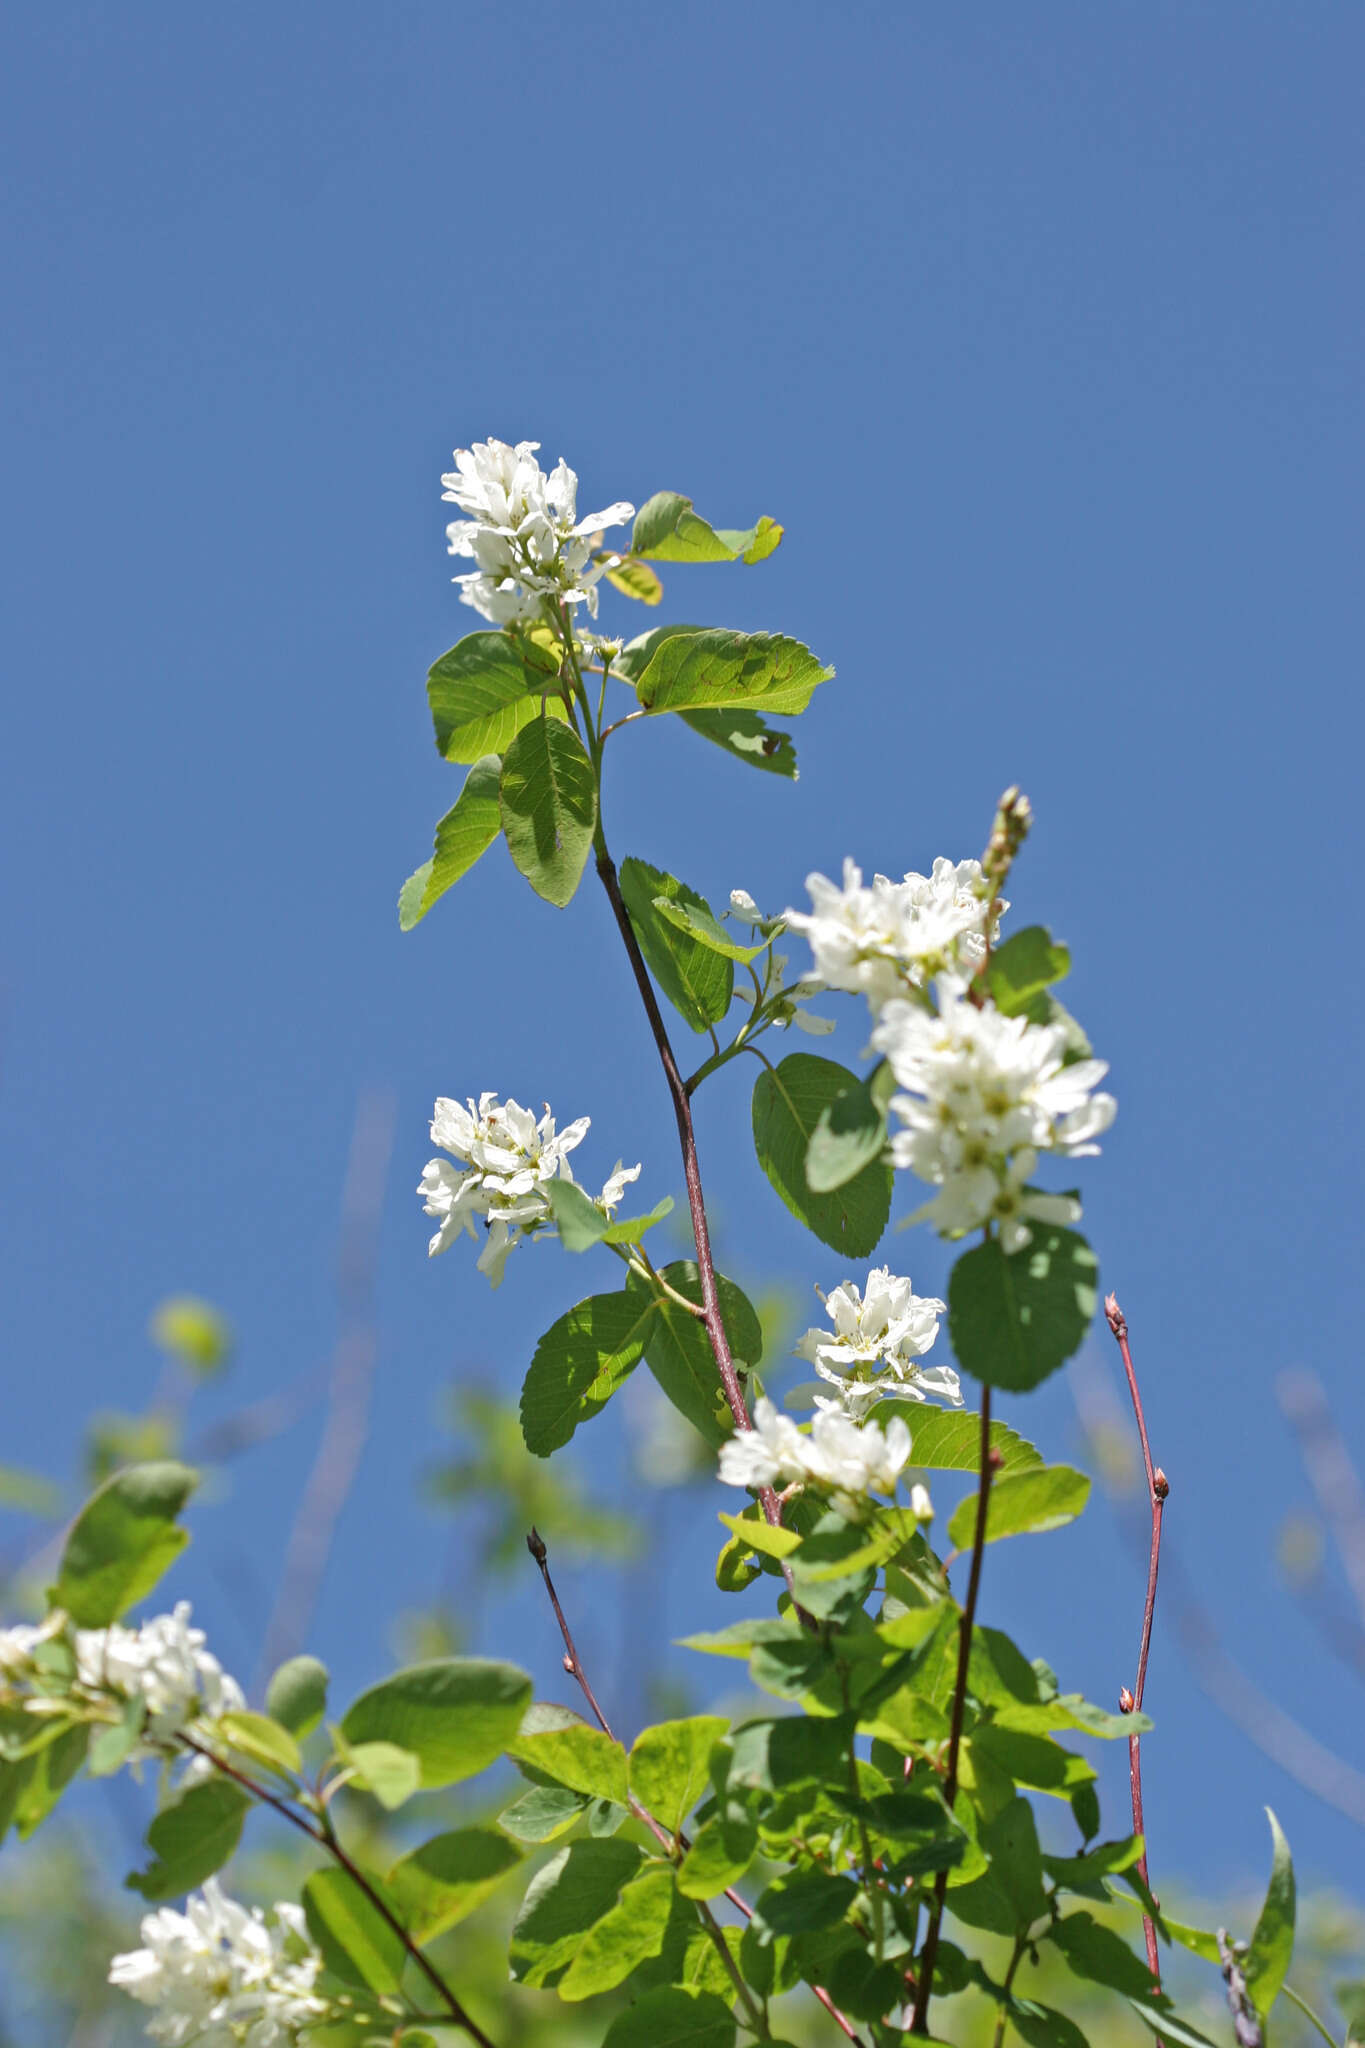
xmin=1153 ymin=1468 xmax=1169 ymax=1499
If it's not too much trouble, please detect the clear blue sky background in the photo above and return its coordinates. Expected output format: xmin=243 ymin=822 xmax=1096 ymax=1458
xmin=2 ymin=3 xmax=1362 ymax=1916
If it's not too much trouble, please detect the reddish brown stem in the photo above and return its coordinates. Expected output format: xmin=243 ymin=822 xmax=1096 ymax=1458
xmin=910 ymin=1389 xmax=996 ymax=2035
xmin=1106 ymin=1291 xmax=1167 ymax=1998
xmin=595 ymin=843 xmax=790 ymax=1537
xmin=178 ymin=1735 xmax=497 ymax=2048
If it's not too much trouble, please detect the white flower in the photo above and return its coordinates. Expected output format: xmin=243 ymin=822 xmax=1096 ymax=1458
xmin=795 ymin=1267 xmax=959 ymax=1415
xmin=871 ymin=977 xmax=1116 ymax=1252
xmin=0 ymin=1615 xmax=63 ymax=1677
xmin=908 ymin=1483 xmax=934 ymax=1521
xmin=784 ymin=857 xmax=1003 ymax=1011
xmin=442 ymin=438 xmax=633 ymax=624
xmin=109 ymin=1877 xmax=326 ymax=2047
xmin=419 ymin=1092 xmax=639 ymax=1287
xmin=74 ymin=1603 xmax=244 ymax=1752
xmin=718 ymin=1397 xmax=915 ymax=1520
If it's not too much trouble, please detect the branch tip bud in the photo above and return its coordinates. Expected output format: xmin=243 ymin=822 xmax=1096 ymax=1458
xmin=1119 ymin=1685 xmax=1135 ymax=1713
xmin=1103 ymin=1291 xmax=1127 ymax=1339
xmin=526 ymin=1526 xmax=547 ymax=1564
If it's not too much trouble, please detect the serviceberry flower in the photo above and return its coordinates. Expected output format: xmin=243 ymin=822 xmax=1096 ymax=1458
xmin=442 ymin=439 xmax=634 ymax=625
xmin=109 ymin=1878 xmax=326 ymax=2047
xmin=419 ymin=1093 xmax=640 ymax=1287
xmin=871 ymin=977 xmax=1116 ymax=1252
xmin=784 ymin=857 xmax=1002 ymax=1011
xmin=718 ymin=1397 xmax=921 ymax=1521
xmin=795 ymin=1266 xmax=959 ymax=1417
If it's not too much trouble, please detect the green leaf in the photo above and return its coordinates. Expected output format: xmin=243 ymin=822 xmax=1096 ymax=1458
xmin=950 ymin=1797 xmax=1047 ymax=1935
xmin=218 ymin=1709 xmax=303 ymax=1779
xmin=13 ymin=1724 xmax=87 ymax=1838
xmin=126 ymin=1779 xmax=250 ymax=1900
xmin=618 ymin=859 xmax=734 ymax=1032
xmin=54 ymin=1461 xmax=198 ymax=1626
xmin=880 ymin=1406 xmax=1041 ymax=1474
xmin=948 ymin=1229 xmax=1098 ymax=1392
xmin=602 ymin=1195 xmax=676 ymax=1245
xmin=509 ymin=1837 xmax=643 ymax=1987
xmin=150 ymin=1296 xmax=232 ymax=1375
xmin=340 ymin=1658 xmax=532 ymax=1789
xmin=679 ymin=706 xmax=797 ymax=779
xmin=630 ymin=490 xmax=783 ymax=565
xmin=632 ymin=1262 xmax=762 ymax=1449
xmin=544 ymin=1178 xmax=610 ymax=1251
xmin=88 ymin=1694 xmax=147 ymax=1778
xmin=558 ymin=1864 xmax=678 ymax=2000
xmin=650 ymin=896 xmax=770 ymax=963
xmin=498 ymin=1784 xmax=589 ymax=1842
xmin=341 ymin=1740 xmax=421 ymax=1810
xmin=1008 ymin=2004 xmax=1092 ymax=2048
xmin=987 ymin=926 xmax=1071 ymax=1017
xmin=805 ymin=1068 xmax=888 ymax=1193
xmin=302 ymin=1867 xmax=407 ymax=1995
xmin=1125 ymin=2000 xmax=1221 ymax=2047
xmin=1244 ymin=1806 xmax=1296 ymax=2020
xmin=751 ymin=1870 xmax=857 ymax=1938
xmin=520 ymin=1290 xmax=657 ymax=1456
xmin=752 ymin=1055 xmax=893 ymax=1256
xmin=1050 ymin=1910 xmax=1161 ymax=1996
xmin=968 ymin=1727 xmax=1094 ymax=1799
xmin=628 ymin=626 xmax=831 ymax=718
xmin=630 ymin=1717 xmax=728 ymax=1838
xmin=398 ymin=756 xmax=502 ymax=930
xmin=507 ymin=1721 xmax=630 ymax=1806
xmin=499 ymin=716 xmax=597 ymax=908
xmin=600 ymin=554 xmax=664 ymax=604
xmin=1043 ymin=1836 xmax=1146 ymax=1890
xmin=265 ymin=1655 xmax=329 ymax=1740
xmin=717 ymin=1511 xmax=801 ymax=1560
xmin=947 ymin=1465 xmax=1091 ymax=1549
xmin=601 ymin=1987 xmax=737 ymax=2048
xmin=676 ymin=1815 xmax=756 ymax=1899
xmin=427 ymin=633 xmax=560 ymax=763
xmin=386 ymin=1827 xmax=523 ymax=1941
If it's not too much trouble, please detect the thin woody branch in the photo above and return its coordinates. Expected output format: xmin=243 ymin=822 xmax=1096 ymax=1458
xmin=1106 ymin=1290 xmax=1167 ymax=2004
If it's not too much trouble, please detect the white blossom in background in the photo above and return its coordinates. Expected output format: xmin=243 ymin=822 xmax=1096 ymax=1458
xmin=871 ymin=976 xmax=1116 ymax=1252
xmin=442 ymin=438 xmax=634 ymax=625
xmin=419 ymin=1093 xmax=640 ymax=1287
xmin=795 ymin=1267 xmax=960 ymax=1416
xmin=718 ymin=1397 xmax=920 ymax=1521
xmin=783 ymin=857 xmax=1003 ymax=1011
xmin=72 ymin=1603 xmax=244 ymax=1750
xmin=109 ymin=1878 xmax=326 ymax=2047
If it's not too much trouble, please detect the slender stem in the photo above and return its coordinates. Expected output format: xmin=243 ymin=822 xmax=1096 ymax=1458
xmin=1278 ymin=1981 xmax=1337 ymax=2046
xmin=990 ymin=1933 xmax=1027 ymax=2048
xmin=697 ymin=1899 xmax=769 ymax=2036
xmin=526 ymin=1531 xmax=868 ymax=2047
xmin=910 ymin=1388 xmax=996 ymax=2036
xmin=1106 ymin=1290 xmax=1167 ymax=2002
xmin=177 ymin=1735 xmax=497 ymax=2048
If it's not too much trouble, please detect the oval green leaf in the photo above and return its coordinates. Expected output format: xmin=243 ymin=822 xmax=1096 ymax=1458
xmin=55 ymin=1461 xmax=198 ymax=1627
xmin=752 ymin=1055 xmax=893 ymax=1256
xmin=398 ymin=755 xmax=503 ymax=930
xmin=499 ymin=716 xmax=597 ymax=908
xmin=948 ymin=1229 xmax=1098 ymax=1392
xmin=340 ymin=1657 xmax=532 ymax=1789
xmin=519 ymin=1290 xmax=658 ymax=1456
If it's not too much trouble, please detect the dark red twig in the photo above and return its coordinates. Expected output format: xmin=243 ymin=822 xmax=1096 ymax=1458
xmin=1106 ymin=1291 xmax=1167 ymax=1998
xmin=910 ymin=1390 xmax=998 ymax=2035
xmin=526 ymin=1529 xmax=868 ymax=2047
xmin=178 ymin=1734 xmax=497 ymax=2048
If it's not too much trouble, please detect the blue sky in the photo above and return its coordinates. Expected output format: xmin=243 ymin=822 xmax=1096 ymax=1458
xmin=2 ymin=3 xmax=1363 ymax=1913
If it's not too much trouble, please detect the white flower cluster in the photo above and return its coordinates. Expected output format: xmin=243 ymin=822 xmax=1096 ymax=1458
xmin=795 ymin=1265 xmax=959 ymax=1417
xmin=109 ymin=1878 xmax=326 ymax=2047
xmin=419 ymin=1092 xmax=639 ymax=1288
xmin=784 ymin=857 xmax=1000 ymax=1009
xmin=1 ymin=1603 xmax=243 ymax=1767
xmin=872 ymin=980 xmax=1116 ymax=1252
xmin=719 ymin=1397 xmax=930 ymax=1523
xmin=442 ymin=438 xmax=634 ymax=625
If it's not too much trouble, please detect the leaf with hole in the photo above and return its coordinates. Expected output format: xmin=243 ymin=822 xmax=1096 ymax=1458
xmin=679 ymin=706 xmax=798 ymax=778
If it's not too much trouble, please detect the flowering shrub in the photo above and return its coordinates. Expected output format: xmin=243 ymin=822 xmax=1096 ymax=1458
xmin=0 ymin=442 xmax=1308 ymax=2048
